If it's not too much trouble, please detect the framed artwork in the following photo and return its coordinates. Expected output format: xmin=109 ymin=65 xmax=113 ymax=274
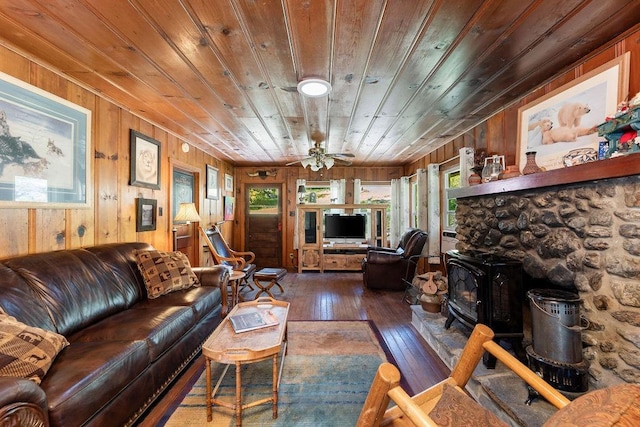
xmin=224 ymin=195 xmax=235 ymax=221
xmin=0 ymin=71 xmax=91 ymax=208
xmin=224 ymin=173 xmax=233 ymax=192
xmin=206 ymin=164 xmax=219 ymax=200
xmin=130 ymin=130 xmax=161 ymax=190
xmin=517 ymin=52 xmax=630 ymax=172
xmin=136 ymin=198 xmax=157 ymax=232
xmin=172 ymin=169 xmax=194 ymax=220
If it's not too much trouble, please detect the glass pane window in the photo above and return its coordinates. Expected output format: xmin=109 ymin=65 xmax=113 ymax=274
xmin=248 ymin=187 xmax=279 ymax=214
xmin=305 ymin=183 xmax=331 ymax=204
xmin=442 ymin=169 xmax=460 ymax=231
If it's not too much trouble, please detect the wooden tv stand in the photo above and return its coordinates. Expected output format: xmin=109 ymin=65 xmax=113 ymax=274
xmin=322 ymin=244 xmax=368 ymax=271
xmin=296 ymin=204 xmax=387 ymax=273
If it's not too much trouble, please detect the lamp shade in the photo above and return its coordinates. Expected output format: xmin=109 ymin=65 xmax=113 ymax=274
xmin=174 ymin=202 xmax=201 ymax=223
xmin=297 ymin=185 xmax=306 ymax=193
xmin=300 ymin=158 xmax=313 ymax=169
xmin=324 ymin=157 xmax=335 ymax=169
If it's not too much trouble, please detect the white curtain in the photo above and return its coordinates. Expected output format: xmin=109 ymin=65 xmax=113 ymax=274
xmin=416 ymin=169 xmax=428 ymax=231
xmin=329 ymin=179 xmax=346 ymax=213
xmin=426 ymin=164 xmax=441 ymax=263
xmin=293 ymin=178 xmax=306 ymax=249
xmin=353 ymin=178 xmax=361 ymax=204
xmin=390 ymin=177 xmax=410 ymax=248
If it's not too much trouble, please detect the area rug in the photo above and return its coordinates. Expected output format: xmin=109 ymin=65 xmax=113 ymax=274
xmin=159 ymin=320 xmax=401 ymax=426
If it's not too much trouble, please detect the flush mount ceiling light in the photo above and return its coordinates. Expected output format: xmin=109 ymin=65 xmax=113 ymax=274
xmin=297 ymin=78 xmax=332 ymax=97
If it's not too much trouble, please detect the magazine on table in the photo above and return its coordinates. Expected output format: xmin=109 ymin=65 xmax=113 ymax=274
xmin=229 ymin=309 xmax=279 ymax=333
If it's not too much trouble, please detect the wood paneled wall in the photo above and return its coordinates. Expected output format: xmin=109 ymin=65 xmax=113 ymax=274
xmin=404 ymin=29 xmax=640 ymax=176
xmin=0 ymin=44 xmax=233 ymax=262
xmin=234 ymin=165 xmax=403 ymax=269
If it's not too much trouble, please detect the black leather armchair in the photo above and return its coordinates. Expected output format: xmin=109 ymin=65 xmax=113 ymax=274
xmin=362 ymin=230 xmax=428 ymax=291
xmin=367 ymin=228 xmax=421 ymax=254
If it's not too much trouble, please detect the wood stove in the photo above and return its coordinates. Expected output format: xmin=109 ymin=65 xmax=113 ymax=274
xmin=445 ymin=250 xmax=524 ymax=367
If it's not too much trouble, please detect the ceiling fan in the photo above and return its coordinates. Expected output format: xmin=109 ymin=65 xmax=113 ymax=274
xmin=286 ymin=130 xmax=354 ymax=171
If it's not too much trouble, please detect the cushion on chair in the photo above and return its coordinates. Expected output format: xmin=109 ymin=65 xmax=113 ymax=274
xmin=0 ymin=312 xmax=69 ymax=384
xmin=543 ymin=383 xmax=640 ymax=427
xmin=428 ymin=383 xmax=508 ymax=427
xmin=135 ymin=249 xmax=200 ymax=299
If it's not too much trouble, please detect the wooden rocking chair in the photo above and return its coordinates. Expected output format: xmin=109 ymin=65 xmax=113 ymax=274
xmin=357 ymin=324 xmax=571 ymax=427
xmin=199 ymin=226 xmax=257 ymax=290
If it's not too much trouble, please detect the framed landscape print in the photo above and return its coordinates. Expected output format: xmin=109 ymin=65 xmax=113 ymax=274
xmin=224 ymin=173 xmax=233 ymax=192
xmin=0 ymin=71 xmax=91 ymax=208
xmin=206 ymin=164 xmax=219 ymax=200
xmin=517 ymin=53 xmax=630 ymax=172
xmin=224 ymin=195 xmax=235 ymax=220
xmin=130 ymin=130 xmax=161 ymax=190
xmin=136 ymin=198 xmax=157 ymax=232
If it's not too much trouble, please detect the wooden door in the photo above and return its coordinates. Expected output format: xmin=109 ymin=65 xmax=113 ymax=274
xmin=245 ymin=184 xmax=282 ymax=268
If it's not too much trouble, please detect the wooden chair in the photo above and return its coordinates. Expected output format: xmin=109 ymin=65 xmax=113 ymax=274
xmin=356 ymin=324 xmax=571 ymax=427
xmin=199 ymin=226 xmax=257 ymax=291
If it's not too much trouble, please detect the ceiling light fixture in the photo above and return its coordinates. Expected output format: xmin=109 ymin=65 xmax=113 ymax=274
xmin=297 ymin=78 xmax=332 ymax=97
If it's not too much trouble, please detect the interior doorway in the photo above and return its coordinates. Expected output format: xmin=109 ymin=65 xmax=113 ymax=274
xmin=172 ymin=168 xmax=198 ymax=265
xmin=245 ymin=184 xmax=282 ymax=268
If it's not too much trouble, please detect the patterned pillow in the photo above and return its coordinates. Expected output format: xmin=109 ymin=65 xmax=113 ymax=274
xmin=0 ymin=312 xmax=69 ymax=384
xmin=429 ymin=383 xmax=508 ymax=427
xmin=135 ymin=249 xmax=200 ymax=299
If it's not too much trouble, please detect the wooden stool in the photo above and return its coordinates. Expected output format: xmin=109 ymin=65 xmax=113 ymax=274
xmin=252 ymin=268 xmax=286 ymax=299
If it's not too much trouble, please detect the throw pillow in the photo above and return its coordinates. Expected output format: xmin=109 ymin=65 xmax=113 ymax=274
xmin=135 ymin=249 xmax=200 ymax=299
xmin=429 ymin=383 xmax=508 ymax=427
xmin=0 ymin=312 xmax=69 ymax=384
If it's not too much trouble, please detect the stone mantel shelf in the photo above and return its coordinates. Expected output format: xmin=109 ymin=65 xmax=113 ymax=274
xmin=449 ymin=153 xmax=640 ymax=200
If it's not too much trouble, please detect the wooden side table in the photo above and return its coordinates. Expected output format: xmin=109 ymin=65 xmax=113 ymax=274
xmin=229 ymin=270 xmax=246 ymax=308
xmin=202 ymin=298 xmax=290 ymax=426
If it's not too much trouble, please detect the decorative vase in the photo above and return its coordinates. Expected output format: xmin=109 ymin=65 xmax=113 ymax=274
xmin=500 ymin=165 xmax=521 ymax=179
xmin=522 ymin=151 xmax=542 ymax=175
xmin=468 ymin=172 xmax=482 ymax=185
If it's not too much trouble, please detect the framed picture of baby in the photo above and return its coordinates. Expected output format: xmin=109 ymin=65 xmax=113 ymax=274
xmin=517 ymin=52 xmax=629 ymax=172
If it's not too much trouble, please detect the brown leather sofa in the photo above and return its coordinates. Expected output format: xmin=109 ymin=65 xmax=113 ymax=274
xmin=0 ymin=242 xmax=229 ymax=427
xmin=362 ymin=230 xmax=428 ymax=291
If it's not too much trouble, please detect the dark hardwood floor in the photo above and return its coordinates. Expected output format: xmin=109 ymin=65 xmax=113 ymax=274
xmin=136 ymin=271 xmax=449 ymax=426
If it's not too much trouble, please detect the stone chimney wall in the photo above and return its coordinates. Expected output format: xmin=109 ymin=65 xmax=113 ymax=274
xmin=454 ymin=175 xmax=640 ymax=388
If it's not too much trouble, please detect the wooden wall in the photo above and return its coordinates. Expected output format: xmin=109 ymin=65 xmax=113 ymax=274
xmin=234 ymin=165 xmax=403 ymax=269
xmin=404 ymin=29 xmax=640 ymax=177
xmin=0 ymin=44 xmax=233 ymax=262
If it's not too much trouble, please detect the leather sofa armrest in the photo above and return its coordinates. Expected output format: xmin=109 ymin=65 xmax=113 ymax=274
xmin=0 ymin=377 xmax=48 ymax=427
xmin=366 ymin=251 xmax=403 ymax=264
xmin=192 ymin=265 xmax=230 ymax=314
xmin=367 ymin=246 xmax=397 ymax=253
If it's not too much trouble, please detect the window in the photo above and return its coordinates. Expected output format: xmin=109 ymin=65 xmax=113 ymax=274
xmin=359 ymin=181 xmax=391 ymax=240
xmin=359 ymin=182 xmax=391 ymax=205
xmin=442 ymin=168 xmax=460 ymax=232
xmin=305 ymin=182 xmax=331 ymax=204
xmin=248 ymin=187 xmax=279 ymax=214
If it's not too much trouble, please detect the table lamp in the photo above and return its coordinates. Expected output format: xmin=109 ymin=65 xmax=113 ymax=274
xmin=173 ymin=202 xmax=202 ymax=251
xmin=297 ymin=185 xmax=306 ymax=204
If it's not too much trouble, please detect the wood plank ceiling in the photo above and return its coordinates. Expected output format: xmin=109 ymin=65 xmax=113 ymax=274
xmin=0 ymin=1 xmax=638 ymax=167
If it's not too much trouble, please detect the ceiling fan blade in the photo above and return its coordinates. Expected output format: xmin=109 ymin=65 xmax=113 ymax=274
xmin=333 ymin=157 xmax=353 ymax=165
xmin=285 ymin=159 xmax=302 ymax=166
xmin=327 ymin=152 xmax=355 ymax=158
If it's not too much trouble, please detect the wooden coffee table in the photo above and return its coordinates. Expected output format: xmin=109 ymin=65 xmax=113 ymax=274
xmin=202 ymin=297 xmax=290 ymax=426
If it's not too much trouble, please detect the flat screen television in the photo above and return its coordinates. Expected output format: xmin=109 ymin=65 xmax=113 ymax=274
xmin=324 ymin=214 xmax=366 ymax=240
